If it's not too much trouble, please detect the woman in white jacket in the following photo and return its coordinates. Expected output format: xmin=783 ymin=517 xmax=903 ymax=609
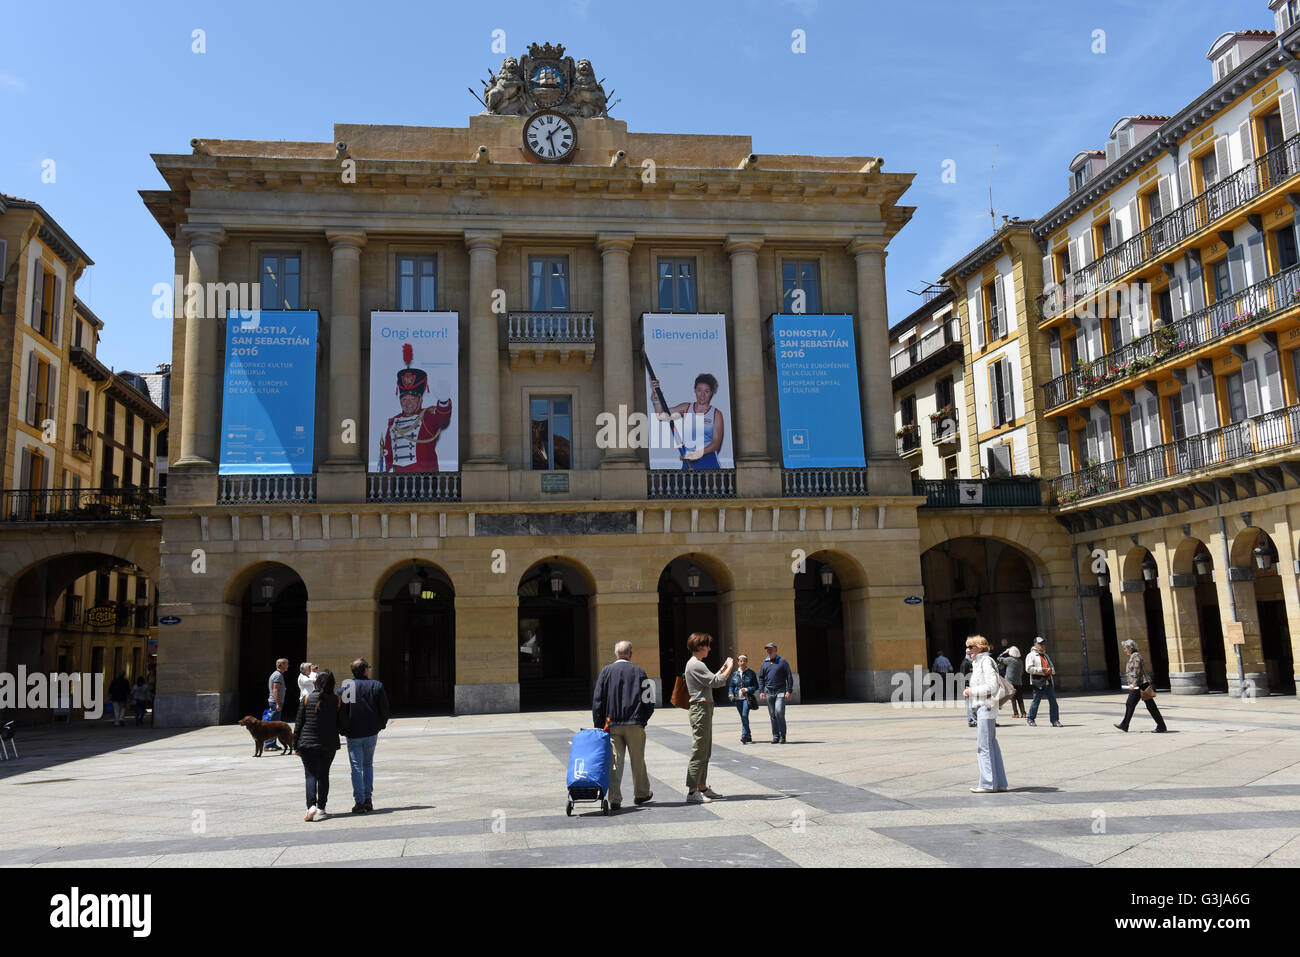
xmin=963 ymin=635 xmax=1008 ymax=793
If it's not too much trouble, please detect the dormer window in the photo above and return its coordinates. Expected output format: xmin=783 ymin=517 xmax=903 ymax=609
xmin=1214 ymin=49 xmax=1237 ymax=81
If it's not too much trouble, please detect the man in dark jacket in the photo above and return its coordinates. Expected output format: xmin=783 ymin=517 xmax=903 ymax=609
xmin=338 ymin=657 xmax=390 ymax=814
xmin=758 ymin=643 xmax=793 ymax=743
xmin=592 ymin=641 xmax=655 ymax=811
xmin=108 ymin=671 xmax=131 ymax=727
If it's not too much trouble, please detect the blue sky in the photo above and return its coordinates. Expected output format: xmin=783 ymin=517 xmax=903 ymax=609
xmin=0 ymin=0 xmax=1274 ymax=371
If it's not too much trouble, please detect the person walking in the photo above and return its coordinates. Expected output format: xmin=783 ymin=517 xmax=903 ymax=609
xmin=1115 ymin=640 xmax=1168 ymax=733
xmin=591 ymin=641 xmax=655 ymax=811
xmin=758 ymin=642 xmax=793 ymax=743
xmin=1024 ymin=637 xmax=1062 ymax=727
xmin=338 ymin=657 xmax=390 ymax=814
xmin=294 ymin=669 xmax=348 ymax=822
xmin=264 ymin=658 xmax=289 ymax=750
xmin=129 ymin=675 xmax=152 ymax=726
xmin=959 ymin=647 xmax=976 ymax=727
xmin=727 ymin=654 xmax=759 ymax=743
xmin=996 ymin=646 xmax=1026 ymax=719
xmin=297 ymin=662 xmax=316 ymax=703
xmin=684 ymin=633 xmax=733 ymax=803
xmin=964 ymin=635 xmax=1008 ymax=793
xmin=108 ymin=671 xmax=131 ymax=727
xmin=932 ymin=651 xmax=952 ymax=700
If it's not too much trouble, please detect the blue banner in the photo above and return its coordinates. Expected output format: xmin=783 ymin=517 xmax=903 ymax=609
xmin=219 ymin=310 xmax=318 ymax=475
xmin=771 ymin=314 xmax=865 ymax=468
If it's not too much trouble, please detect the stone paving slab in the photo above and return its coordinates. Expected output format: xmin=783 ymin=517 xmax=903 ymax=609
xmin=2 ymin=693 xmax=1299 ymax=867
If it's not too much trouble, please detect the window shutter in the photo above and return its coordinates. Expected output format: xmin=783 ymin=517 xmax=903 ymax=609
xmin=1049 ymin=329 xmax=1062 ymax=377
xmin=1119 ymin=299 xmax=1133 ymax=346
xmin=26 ymin=352 xmax=39 ymax=425
xmin=1003 ymin=274 xmax=1016 ymax=333
xmin=1179 ymin=161 xmax=1193 ymax=202
xmin=1242 ymin=360 xmax=1262 ymax=418
xmin=1281 ymin=89 xmax=1299 ymax=142
xmin=1125 ymin=198 xmax=1140 ymax=240
xmin=970 ymin=291 xmax=984 ymax=350
xmin=30 ymin=265 xmax=43 ymax=330
xmin=1237 ymin=121 xmax=1254 ymax=168
xmin=1098 ymin=414 xmax=1113 ymax=462
xmin=1080 ymin=232 xmax=1094 ymax=266
xmin=1145 ymin=397 xmax=1161 ymax=447
xmin=45 ymin=366 xmax=57 ymax=429
xmin=1157 ymin=178 xmax=1173 ymax=219
xmin=20 ymin=448 xmax=32 ymax=490
xmin=1169 ymin=278 xmax=1184 ymax=320
xmin=1130 ymin=406 xmax=1146 ymax=453
xmin=1041 ymin=252 xmax=1055 ymax=288
xmin=1057 ymin=428 xmax=1071 ymax=473
xmin=1247 ymin=232 xmax=1267 ymax=286
xmin=1087 ymin=318 xmax=1103 ymax=360
xmin=1227 ymin=245 xmax=1247 ymax=293
xmin=40 ymin=456 xmax=50 ymax=489
xmin=1187 ymin=261 xmax=1206 ymax=311
xmin=1262 ymin=350 xmax=1283 ymax=411
xmin=1002 ymin=359 xmax=1017 ymax=422
xmin=989 ymin=361 xmax=1002 ymax=428
xmin=1132 ymin=283 xmax=1150 ymax=337
xmin=1198 ymin=375 xmax=1219 ymax=430
xmin=1214 ymin=137 xmax=1231 ymax=184
xmin=51 ymin=277 xmax=63 ymax=346
xmin=1180 ymin=384 xmax=1198 ymax=436
xmin=1106 ymin=140 xmax=1118 ymax=166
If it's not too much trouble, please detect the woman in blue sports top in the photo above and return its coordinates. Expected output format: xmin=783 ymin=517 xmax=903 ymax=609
xmin=649 ymin=372 xmax=725 ymax=470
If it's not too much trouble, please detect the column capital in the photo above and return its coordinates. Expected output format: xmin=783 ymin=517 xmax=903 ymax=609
xmin=724 ymin=234 xmax=764 ymax=256
xmin=325 ymin=228 xmax=367 ymax=250
xmin=596 ymin=232 xmax=635 ymax=255
xmin=464 ymin=229 xmax=503 ymax=252
xmin=180 ymin=224 xmax=226 ymax=248
xmin=847 ymin=236 xmax=889 ymax=259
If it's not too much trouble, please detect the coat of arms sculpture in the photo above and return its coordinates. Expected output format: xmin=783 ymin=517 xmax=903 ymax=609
xmin=481 ymin=42 xmax=611 ymax=118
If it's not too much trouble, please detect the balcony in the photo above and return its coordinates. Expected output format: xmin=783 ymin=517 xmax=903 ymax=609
xmin=782 ymin=468 xmax=868 ymax=497
xmin=507 ymin=312 xmax=595 ymax=367
xmin=1051 ymin=403 xmax=1300 ymax=506
xmin=896 ymin=426 xmax=921 ymax=456
xmin=648 ymin=469 xmax=737 ymax=499
xmin=891 ymin=317 xmax=962 ymax=389
xmin=0 ymin=487 xmax=162 ymax=522
xmin=1042 ymin=263 xmax=1300 ymax=410
xmin=217 ymin=474 xmax=316 ymax=505
xmin=72 ymin=423 xmax=93 ymax=456
xmin=914 ymin=478 xmax=1045 ymax=508
xmin=930 ymin=411 xmax=959 ymax=446
xmin=1043 ymin=133 xmax=1300 ymax=322
xmin=367 ymin=471 xmax=461 ymax=503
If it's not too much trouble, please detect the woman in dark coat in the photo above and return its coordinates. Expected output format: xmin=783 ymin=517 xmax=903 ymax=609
xmin=1114 ymin=640 xmax=1168 ymax=733
xmin=294 ymin=669 xmax=348 ymax=820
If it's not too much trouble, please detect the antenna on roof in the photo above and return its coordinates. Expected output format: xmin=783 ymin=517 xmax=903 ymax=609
xmin=989 ymin=144 xmax=998 ymax=233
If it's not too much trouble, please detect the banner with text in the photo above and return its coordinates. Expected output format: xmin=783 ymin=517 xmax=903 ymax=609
xmin=641 ymin=313 xmax=735 ymax=471
xmin=218 ymin=310 xmax=318 ymax=475
xmin=771 ymin=314 xmax=865 ymax=468
xmin=369 ymin=311 xmax=459 ymax=473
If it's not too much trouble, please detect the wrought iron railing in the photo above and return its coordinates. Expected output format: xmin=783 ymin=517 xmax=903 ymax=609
xmin=1044 ymin=133 xmax=1300 ymax=320
xmin=0 ymin=486 xmax=162 ymax=522
xmin=930 ymin=414 xmax=959 ymax=444
xmin=782 ymin=468 xmax=868 ymax=497
xmin=507 ymin=312 xmax=595 ymax=343
xmin=913 ymin=478 xmax=1044 ymax=507
xmin=896 ymin=429 xmax=921 ymax=454
xmin=367 ymin=471 xmax=461 ymax=502
xmin=1052 ymin=404 xmax=1300 ymax=505
xmin=647 ymin=468 xmax=737 ymax=499
xmin=890 ymin=317 xmax=961 ymax=378
xmin=72 ymin=423 xmax=93 ymax=454
xmin=1042 ymin=263 xmax=1300 ymax=409
xmin=217 ymin=474 xmax=316 ymax=504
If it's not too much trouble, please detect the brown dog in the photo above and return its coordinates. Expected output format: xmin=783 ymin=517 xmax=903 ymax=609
xmin=238 ymin=716 xmax=295 ymax=756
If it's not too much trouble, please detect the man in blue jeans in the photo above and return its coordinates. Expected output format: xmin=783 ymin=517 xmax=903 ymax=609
xmin=338 ymin=657 xmax=390 ymax=813
xmin=1024 ymin=636 xmax=1062 ymax=727
xmin=758 ymin=643 xmax=793 ymax=743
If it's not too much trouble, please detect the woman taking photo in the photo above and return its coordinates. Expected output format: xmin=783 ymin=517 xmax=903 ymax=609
xmin=963 ymin=635 xmax=1007 ymax=793
xmin=294 ymin=668 xmax=349 ymax=821
xmin=684 ymin=632 xmax=733 ymax=802
xmin=1115 ymin=640 xmax=1168 ymax=733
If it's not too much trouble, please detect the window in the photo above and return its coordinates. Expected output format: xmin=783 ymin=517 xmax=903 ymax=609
xmin=529 ymin=257 xmax=569 ymax=311
xmin=1119 ymin=410 xmax=1135 ymax=457
xmin=657 ymin=258 xmax=697 ymax=313
xmin=24 ymin=352 xmax=54 ymax=427
xmin=103 ymin=397 xmax=116 ymax=440
xmin=1072 ymin=167 xmax=1088 ymax=192
xmin=944 ymin=455 xmax=959 ymax=480
xmin=530 ymin=396 xmax=572 ymax=470
xmin=989 ymin=357 xmax=1015 ymax=427
xmin=1168 ymin=395 xmax=1186 ymax=441
xmin=1263 ymin=109 xmax=1286 ymax=153
xmin=1212 ymin=259 xmax=1231 ymax=301
xmin=100 ymin=447 xmax=116 ymax=488
xmin=1225 ymin=371 xmax=1247 ymax=423
xmin=781 ymin=260 xmax=822 ymax=314
xmin=75 ymin=389 xmax=89 ymax=427
xmin=986 ymin=443 xmax=1012 ymax=476
xmin=1198 ymin=151 xmax=1218 ymax=192
xmin=73 ymin=319 xmax=83 ymax=348
xmin=19 ymin=448 xmax=46 ymax=492
xmin=1157 ymin=287 xmax=1173 ymax=323
xmin=984 ymin=278 xmax=1004 ymax=340
xmin=1098 ymin=219 xmax=1114 ymax=254
xmin=157 ymin=428 xmax=169 ymax=458
xmin=1277 ymin=226 xmax=1299 ymax=271
xmin=1145 ymin=189 xmax=1163 ymax=227
xmin=935 ymin=376 xmax=954 ymax=411
xmin=900 ymin=394 xmax=916 ymax=427
xmin=397 ymin=255 xmax=437 ymax=310
xmin=1056 ymin=246 xmax=1072 ymax=279
xmin=260 ymin=253 xmax=301 ymax=309
xmin=29 ymin=263 xmax=60 ymax=341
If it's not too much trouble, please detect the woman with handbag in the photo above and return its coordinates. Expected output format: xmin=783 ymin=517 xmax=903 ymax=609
xmin=683 ymin=633 xmax=733 ymax=802
xmin=727 ymin=655 xmax=759 ymax=744
xmin=1114 ymin=640 xmax=1168 ymax=733
xmin=294 ymin=669 xmax=350 ymax=821
xmin=963 ymin=635 xmax=1008 ymax=793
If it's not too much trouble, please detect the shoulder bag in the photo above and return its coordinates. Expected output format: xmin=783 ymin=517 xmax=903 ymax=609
xmin=671 ymin=676 xmax=691 ymax=709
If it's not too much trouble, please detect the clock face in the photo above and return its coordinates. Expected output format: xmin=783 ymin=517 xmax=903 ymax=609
xmin=523 ymin=110 xmax=576 ymax=163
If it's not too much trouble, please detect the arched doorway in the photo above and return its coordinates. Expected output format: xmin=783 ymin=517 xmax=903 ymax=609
xmin=377 ymin=561 xmax=455 ymax=713
xmin=517 ymin=559 xmax=592 ymax=710
xmin=1189 ymin=542 xmax=1227 ymax=692
xmin=921 ymin=538 xmax=1040 ymax=666
xmin=1124 ymin=547 xmax=1169 ymax=690
xmin=235 ymin=563 xmax=307 ymax=721
xmin=1092 ymin=558 xmax=1121 ymax=689
xmin=658 ymin=556 xmax=725 ymax=700
xmin=793 ymin=554 xmax=850 ymax=701
xmin=1240 ymin=530 xmax=1295 ymax=695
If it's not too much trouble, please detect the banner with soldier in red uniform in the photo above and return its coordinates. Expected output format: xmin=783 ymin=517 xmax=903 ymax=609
xmin=368 ymin=312 xmax=459 ymax=472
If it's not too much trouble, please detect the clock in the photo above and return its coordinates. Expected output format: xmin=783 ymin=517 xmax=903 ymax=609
xmin=523 ymin=110 xmax=576 ymax=163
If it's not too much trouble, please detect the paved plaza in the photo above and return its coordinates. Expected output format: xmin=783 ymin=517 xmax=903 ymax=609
xmin=2 ymin=692 xmax=1299 ymax=868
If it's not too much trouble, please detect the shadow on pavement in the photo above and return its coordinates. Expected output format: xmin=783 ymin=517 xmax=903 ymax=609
xmin=0 ymin=720 xmax=193 ymax=780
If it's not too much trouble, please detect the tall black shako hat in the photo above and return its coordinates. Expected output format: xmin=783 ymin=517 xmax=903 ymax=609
xmin=396 ymin=343 xmax=428 ymax=398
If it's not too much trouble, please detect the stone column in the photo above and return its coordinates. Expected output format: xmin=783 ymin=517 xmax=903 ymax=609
xmin=1166 ymin=575 xmax=1208 ymax=693
xmin=175 ymin=225 xmax=225 ymax=468
xmin=596 ymin=233 xmax=639 ymax=484
xmin=464 ymin=230 xmax=503 ymax=464
xmin=724 ymin=236 xmax=768 ymax=461
xmin=454 ymin=594 xmax=519 ymax=713
xmin=849 ymin=237 xmax=911 ymax=495
xmin=324 ymin=230 xmax=365 ymax=465
xmin=589 ymin=592 xmax=660 ymax=700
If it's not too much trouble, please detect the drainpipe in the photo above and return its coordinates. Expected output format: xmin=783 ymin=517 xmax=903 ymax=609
xmin=1214 ymin=483 xmax=1245 ymax=697
xmin=1072 ymin=540 xmax=1091 ymax=691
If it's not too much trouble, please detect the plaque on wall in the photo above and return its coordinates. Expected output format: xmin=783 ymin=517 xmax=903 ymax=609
xmin=541 ymin=473 xmax=569 ymax=493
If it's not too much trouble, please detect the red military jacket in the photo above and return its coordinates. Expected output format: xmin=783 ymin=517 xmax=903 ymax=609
xmin=380 ymin=400 xmax=452 ymax=472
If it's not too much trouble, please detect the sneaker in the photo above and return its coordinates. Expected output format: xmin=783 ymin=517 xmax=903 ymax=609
xmin=771 ymin=737 xmax=780 ymax=744
xmin=970 ymin=787 xmax=996 ymax=793
xmin=1113 ymin=723 xmax=1128 ymax=732
xmin=364 ymin=798 xmax=373 ymax=812
xmin=779 ymin=736 xmax=787 ymax=744
xmin=352 ymin=804 xmax=367 ymax=814
xmin=741 ymin=736 xmax=751 ymax=744
xmin=1026 ymin=718 xmax=1036 ymax=727
xmin=634 ymin=792 xmax=654 ymax=805
xmin=701 ymin=787 xmax=724 ymax=800
xmin=304 ymin=805 xmax=318 ymax=822
xmin=686 ymin=791 xmax=707 ymax=804
xmin=967 ymin=721 xmax=977 ymax=728
xmin=1051 ymin=721 xmax=1063 ymax=728
xmin=314 ymin=810 xmax=328 ymax=821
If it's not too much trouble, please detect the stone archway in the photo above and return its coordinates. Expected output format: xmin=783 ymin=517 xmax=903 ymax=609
xmin=792 ymin=550 xmax=866 ymax=701
xmin=657 ymin=553 xmax=734 ymax=699
xmin=230 ymin=562 xmax=309 ymax=721
xmin=1119 ymin=546 xmax=1169 ymax=690
xmin=1230 ymin=528 xmax=1294 ymax=695
xmin=517 ymin=556 xmax=597 ymax=710
xmin=375 ymin=560 xmax=455 ymax=714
